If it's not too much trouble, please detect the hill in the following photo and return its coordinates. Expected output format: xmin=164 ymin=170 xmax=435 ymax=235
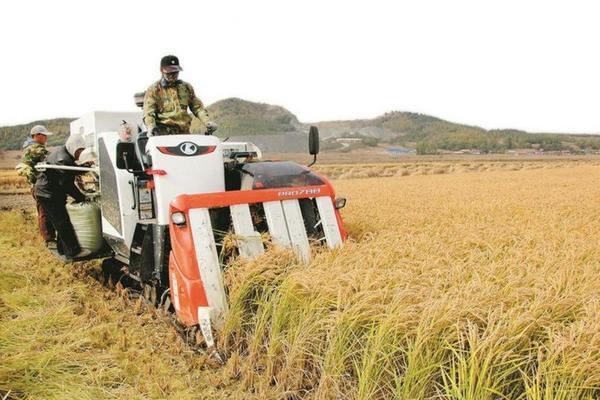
xmin=316 ymin=112 xmax=600 ymax=154
xmin=0 ymin=118 xmax=75 ymax=150
xmin=0 ymin=99 xmax=305 ymax=151
xmin=205 ymin=97 xmax=303 ymax=137
xmin=2 ymin=98 xmax=600 ymax=154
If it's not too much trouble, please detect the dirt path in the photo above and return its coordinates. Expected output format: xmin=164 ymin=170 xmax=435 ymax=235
xmin=0 ymin=193 xmax=33 ymax=211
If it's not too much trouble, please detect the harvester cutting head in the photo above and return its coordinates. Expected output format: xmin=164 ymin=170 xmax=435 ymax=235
xmin=109 ymin=129 xmax=346 ymax=347
xmin=168 ymin=169 xmax=347 ymax=331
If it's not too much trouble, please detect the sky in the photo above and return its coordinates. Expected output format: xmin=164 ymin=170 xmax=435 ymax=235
xmin=2 ymin=0 xmax=600 ymax=133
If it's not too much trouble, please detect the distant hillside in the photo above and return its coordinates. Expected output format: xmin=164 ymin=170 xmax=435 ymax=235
xmin=225 ymin=133 xmax=309 ymax=153
xmin=204 ymin=97 xmax=303 ymax=137
xmin=315 ymin=112 xmax=483 ymax=140
xmin=316 ymin=112 xmax=600 ymax=154
xmin=2 ymin=98 xmax=600 ymax=154
xmin=0 ymin=98 xmax=304 ymax=150
xmin=0 ymin=118 xmax=74 ymax=150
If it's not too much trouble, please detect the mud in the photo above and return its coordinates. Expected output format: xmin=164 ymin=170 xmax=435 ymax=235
xmin=0 ymin=193 xmax=33 ymax=211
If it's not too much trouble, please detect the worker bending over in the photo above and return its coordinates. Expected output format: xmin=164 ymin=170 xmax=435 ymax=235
xmin=34 ymin=135 xmax=91 ymax=260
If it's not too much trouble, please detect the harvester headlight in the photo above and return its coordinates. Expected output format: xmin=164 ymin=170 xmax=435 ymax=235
xmin=334 ymin=197 xmax=347 ymax=209
xmin=171 ymin=212 xmax=187 ymax=226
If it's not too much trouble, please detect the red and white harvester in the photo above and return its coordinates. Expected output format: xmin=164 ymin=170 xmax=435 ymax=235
xmin=42 ymin=109 xmax=347 ymax=351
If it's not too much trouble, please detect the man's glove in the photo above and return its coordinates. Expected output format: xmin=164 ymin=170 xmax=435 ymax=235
xmin=205 ymin=121 xmax=218 ymax=135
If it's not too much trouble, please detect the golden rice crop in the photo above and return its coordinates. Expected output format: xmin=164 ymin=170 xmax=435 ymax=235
xmin=0 ymin=212 xmax=256 ymax=400
xmin=1 ymin=163 xmax=600 ymax=399
xmin=0 ymin=170 xmax=28 ymax=191
xmin=221 ymin=164 xmax=600 ymax=399
xmin=315 ymin=160 xmax=600 ymax=180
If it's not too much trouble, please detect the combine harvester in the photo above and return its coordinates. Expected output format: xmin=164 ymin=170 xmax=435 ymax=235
xmin=37 ymin=107 xmax=347 ymax=352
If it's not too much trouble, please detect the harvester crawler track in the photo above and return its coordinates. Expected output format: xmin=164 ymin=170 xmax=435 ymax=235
xmin=99 ymin=258 xmax=224 ymax=362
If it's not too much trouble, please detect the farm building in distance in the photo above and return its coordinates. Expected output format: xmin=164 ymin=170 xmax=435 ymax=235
xmin=385 ymin=146 xmax=416 ymax=155
xmin=336 ymin=138 xmax=363 ymax=144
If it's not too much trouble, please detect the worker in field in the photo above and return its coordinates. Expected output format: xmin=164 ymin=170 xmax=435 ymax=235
xmin=15 ymin=125 xmax=56 ymax=247
xmin=143 ymin=55 xmax=217 ymax=136
xmin=34 ymin=134 xmax=91 ymax=260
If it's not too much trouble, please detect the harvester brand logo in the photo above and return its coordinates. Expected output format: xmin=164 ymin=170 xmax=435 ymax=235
xmin=180 ymin=142 xmax=197 ymax=155
xmin=277 ymin=188 xmax=321 ymax=197
xmin=157 ymin=143 xmax=217 ymax=156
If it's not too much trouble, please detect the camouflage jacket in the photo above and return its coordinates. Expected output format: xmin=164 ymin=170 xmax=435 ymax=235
xmin=143 ymin=79 xmax=209 ymax=133
xmin=16 ymin=140 xmax=48 ymax=186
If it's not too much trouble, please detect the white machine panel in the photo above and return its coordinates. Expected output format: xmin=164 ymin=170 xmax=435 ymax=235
xmin=221 ymin=141 xmax=262 ymax=160
xmin=263 ymin=200 xmax=291 ymax=247
xmin=189 ymin=208 xmax=229 ymax=328
xmin=316 ymin=196 xmax=343 ymax=249
xmin=96 ymin=132 xmax=139 ymax=248
xmin=281 ymin=199 xmax=311 ymax=263
xmin=147 ymin=135 xmax=225 ymax=225
xmin=230 ymin=204 xmax=265 ymax=259
xmin=71 ymin=111 xmax=143 ymax=152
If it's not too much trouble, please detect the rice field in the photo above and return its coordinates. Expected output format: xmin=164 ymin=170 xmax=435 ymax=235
xmin=1 ymin=163 xmax=599 ymax=399
xmin=2 ymin=158 xmax=600 ymax=194
xmin=314 ymin=159 xmax=600 ymax=179
xmin=0 ymin=170 xmax=27 ymax=192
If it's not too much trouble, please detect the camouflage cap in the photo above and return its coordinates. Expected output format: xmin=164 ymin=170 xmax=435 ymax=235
xmin=30 ymin=125 xmax=53 ymax=136
xmin=160 ymin=55 xmax=183 ymax=72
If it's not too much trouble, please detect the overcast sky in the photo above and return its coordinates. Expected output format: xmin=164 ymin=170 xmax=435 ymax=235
xmin=2 ymin=0 xmax=599 ymax=133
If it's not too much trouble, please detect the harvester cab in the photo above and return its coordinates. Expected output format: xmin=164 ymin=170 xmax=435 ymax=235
xmin=42 ymin=110 xmax=347 ymax=351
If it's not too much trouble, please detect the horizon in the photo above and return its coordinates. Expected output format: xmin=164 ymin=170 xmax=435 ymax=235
xmin=1 ymin=96 xmax=599 ymax=137
xmin=3 ymin=1 xmax=600 ymax=133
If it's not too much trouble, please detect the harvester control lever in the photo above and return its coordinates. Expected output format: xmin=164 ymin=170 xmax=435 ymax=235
xmin=128 ymin=180 xmax=136 ymax=210
xmin=122 ymin=152 xmax=136 ymax=173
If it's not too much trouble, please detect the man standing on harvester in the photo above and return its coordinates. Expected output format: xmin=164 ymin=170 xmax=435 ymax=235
xmin=143 ymin=55 xmax=217 ymax=136
xmin=34 ymin=135 xmax=91 ymax=260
